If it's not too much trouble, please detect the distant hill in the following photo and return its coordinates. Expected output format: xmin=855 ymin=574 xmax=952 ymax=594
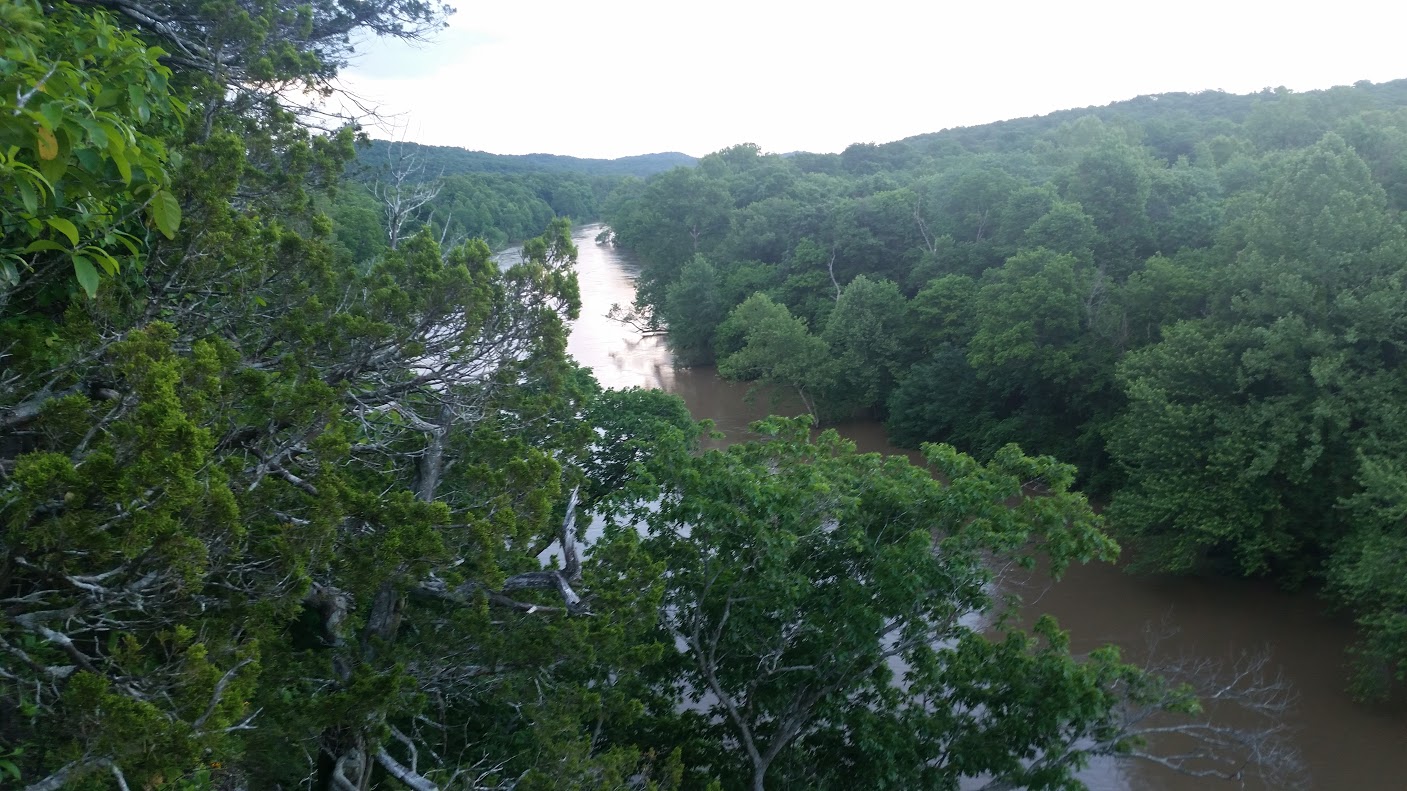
xmin=776 ymin=78 xmax=1407 ymax=174
xmin=354 ymin=140 xmax=697 ymax=179
xmin=900 ymin=78 xmax=1407 ymax=153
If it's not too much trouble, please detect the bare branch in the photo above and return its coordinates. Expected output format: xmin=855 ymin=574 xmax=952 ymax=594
xmin=827 ymin=243 xmax=841 ymax=301
xmin=193 ymin=657 xmax=255 ymax=729
xmin=559 ymin=486 xmax=581 ymax=582
xmin=376 ymin=746 xmax=440 ymax=791
xmin=606 ymin=302 xmax=665 ymax=335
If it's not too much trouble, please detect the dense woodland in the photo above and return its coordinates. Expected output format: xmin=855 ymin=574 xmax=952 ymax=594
xmin=0 ymin=2 xmax=1365 ymax=790
xmin=605 ymin=78 xmax=1407 ymax=701
xmin=325 ymin=142 xmax=695 ymax=257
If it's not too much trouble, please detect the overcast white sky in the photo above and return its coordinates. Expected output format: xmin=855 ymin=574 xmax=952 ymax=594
xmin=335 ymin=0 xmax=1407 ymax=160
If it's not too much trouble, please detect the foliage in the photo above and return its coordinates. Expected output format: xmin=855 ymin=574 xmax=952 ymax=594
xmin=357 ymin=139 xmax=696 ymax=177
xmin=0 ymin=0 xmax=186 ymax=299
xmin=601 ymin=417 xmax=1214 ymax=791
xmin=714 ymin=293 xmax=833 ymax=419
xmin=662 ymin=256 xmax=726 ymax=366
xmin=0 ymin=3 xmax=669 ymax=789
xmin=0 ymin=5 xmax=1358 ymax=788
xmin=820 ymin=275 xmax=910 ymax=417
xmin=604 ymin=78 xmax=1407 ymax=698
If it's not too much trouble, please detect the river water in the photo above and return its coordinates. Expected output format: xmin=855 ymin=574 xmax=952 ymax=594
xmin=561 ymin=224 xmax=1407 ymax=790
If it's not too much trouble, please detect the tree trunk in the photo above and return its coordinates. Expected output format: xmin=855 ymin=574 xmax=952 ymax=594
xmin=751 ymin=763 xmax=767 ymax=791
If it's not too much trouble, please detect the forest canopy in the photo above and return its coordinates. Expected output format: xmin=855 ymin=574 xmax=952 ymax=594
xmin=605 ymin=79 xmax=1407 ymax=701
xmin=0 ymin=1 xmax=1331 ymax=789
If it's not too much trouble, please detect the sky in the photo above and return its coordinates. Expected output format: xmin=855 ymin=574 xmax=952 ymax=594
xmin=335 ymin=0 xmax=1407 ymax=160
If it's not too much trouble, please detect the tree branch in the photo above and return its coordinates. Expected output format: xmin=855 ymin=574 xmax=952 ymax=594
xmin=376 ymin=746 xmax=439 ymax=791
xmin=192 ymin=657 xmax=255 ymax=729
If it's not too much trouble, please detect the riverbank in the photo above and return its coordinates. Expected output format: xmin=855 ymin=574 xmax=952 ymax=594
xmin=565 ymin=223 xmax=1407 ymax=790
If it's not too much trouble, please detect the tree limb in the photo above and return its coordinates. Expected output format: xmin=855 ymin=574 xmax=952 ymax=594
xmin=376 ymin=746 xmax=439 ymax=791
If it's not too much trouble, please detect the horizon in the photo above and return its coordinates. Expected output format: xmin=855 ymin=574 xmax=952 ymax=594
xmin=358 ymin=78 xmax=1405 ymax=162
xmin=336 ymin=0 xmax=1407 ymax=160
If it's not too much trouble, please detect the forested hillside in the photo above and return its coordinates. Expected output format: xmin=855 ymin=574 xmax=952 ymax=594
xmin=0 ymin=2 xmax=1303 ymax=790
xmin=324 ymin=140 xmax=696 ymax=260
xmin=356 ymin=140 xmax=697 ymax=178
xmin=606 ymin=78 xmax=1407 ymax=699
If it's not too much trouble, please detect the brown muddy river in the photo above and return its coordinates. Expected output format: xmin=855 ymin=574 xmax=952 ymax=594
xmin=562 ymin=224 xmax=1407 ymax=790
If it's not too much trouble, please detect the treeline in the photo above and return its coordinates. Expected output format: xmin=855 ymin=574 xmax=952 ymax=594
xmin=0 ymin=3 xmax=1301 ymax=790
xmin=326 ymin=141 xmax=697 ymax=260
xmin=606 ymin=79 xmax=1407 ymax=697
xmin=327 ymin=172 xmax=599 ymax=259
xmin=356 ymin=139 xmax=697 ymax=178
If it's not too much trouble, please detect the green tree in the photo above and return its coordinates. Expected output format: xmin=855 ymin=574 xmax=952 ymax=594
xmin=606 ymin=417 xmax=1230 ymax=791
xmin=1328 ymin=455 xmax=1407 ymax=699
xmin=1108 ymin=133 xmax=1407 ymax=581
xmin=820 ymin=275 xmax=909 ymax=417
xmin=966 ymin=248 xmax=1119 ymax=474
xmin=0 ymin=3 xmax=688 ymax=788
xmin=1061 ymin=139 xmax=1153 ymax=275
xmin=663 ymin=255 xmax=726 ymax=366
xmin=611 ymin=167 xmax=732 ymax=306
xmin=715 ymin=294 xmax=833 ymax=420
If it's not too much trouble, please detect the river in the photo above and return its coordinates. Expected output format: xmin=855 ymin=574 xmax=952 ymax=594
xmin=561 ymin=223 xmax=1407 ymax=790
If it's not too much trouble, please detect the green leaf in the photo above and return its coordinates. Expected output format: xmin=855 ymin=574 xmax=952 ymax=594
xmin=47 ymin=217 xmax=79 ymax=245
xmin=96 ymin=87 xmax=124 ymax=108
xmin=110 ymin=144 xmax=132 ymax=184
xmin=128 ymin=84 xmax=150 ymax=123
xmin=110 ymin=231 xmax=141 ymax=256
xmin=72 ymin=254 xmax=100 ymax=297
xmin=82 ymin=246 xmax=121 ymax=275
xmin=77 ymin=117 xmax=108 ymax=148
xmin=16 ymin=177 xmax=38 ymax=215
xmin=150 ymin=189 xmax=181 ymax=239
xmin=23 ymin=239 xmax=67 ymax=254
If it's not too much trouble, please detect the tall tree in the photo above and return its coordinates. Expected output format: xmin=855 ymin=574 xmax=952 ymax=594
xmin=820 ymin=275 xmax=909 ymax=417
xmin=662 ymin=255 xmax=725 ymax=366
xmin=715 ymin=294 xmax=833 ymax=420
xmin=0 ymin=3 xmax=673 ymax=788
xmin=606 ymin=418 xmax=1293 ymax=790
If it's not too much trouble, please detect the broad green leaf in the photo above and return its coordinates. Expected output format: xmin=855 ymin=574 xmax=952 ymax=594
xmin=16 ymin=177 xmax=38 ymax=214
xmin=82 ymin=246 xmax=120 ymax=275
xmin=96 ymin=87 xmax=124 ymax=108
xmin=74 ymin=147 xmax=102 ymax=172
xmin=77 ymin=117 xmax=108 ymax=148
xmin=129 ymin=84 xmax=150 ymax=123
xmin=72 ymin=254 xmax=99 ymax=297
xmin=46 ymin=217 xmax=79 ymax=245
xmin=150 ymin=189 xmax=181 ymax=239
xmin=22 ymin=240 xmax=65 ymax=254
xmin=39 ymin=100 xmax=64 ymax=129
xmin=110 ymin=231 xmax=141 ymax=256
xmin=109 ymin=144 xmax=131 ymax=183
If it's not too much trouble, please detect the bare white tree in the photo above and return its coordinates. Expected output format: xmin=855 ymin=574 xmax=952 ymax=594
xmin=373 ymin=137 xmax=443 ymax=251
xmin=978 ymin=625 xmax=1306 ymax=791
